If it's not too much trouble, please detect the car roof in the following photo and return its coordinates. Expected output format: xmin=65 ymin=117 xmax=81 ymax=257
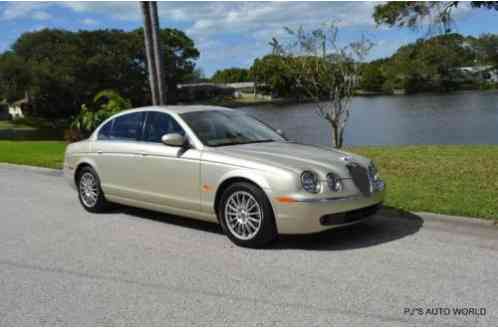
xmin=118 ymin=105 xmax=234 ymax=115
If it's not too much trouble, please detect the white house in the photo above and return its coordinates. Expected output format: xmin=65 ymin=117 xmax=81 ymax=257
xmin=453 ymin=65 xmax=498 ymax=83
xmin=7 ymin=97 xmax=27 ymax=120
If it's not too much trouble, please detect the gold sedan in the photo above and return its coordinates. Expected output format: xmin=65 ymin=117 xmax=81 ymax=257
xmin=64 ymin=106 xmax=385 ymax=247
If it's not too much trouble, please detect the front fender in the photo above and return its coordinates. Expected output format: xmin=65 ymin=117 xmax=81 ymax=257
xmin=218 ymin=169 xmax=272 ymax=191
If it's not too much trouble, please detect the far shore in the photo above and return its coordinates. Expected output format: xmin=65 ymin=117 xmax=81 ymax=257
xmin=183 ymin=88 xmax=498 ymax=109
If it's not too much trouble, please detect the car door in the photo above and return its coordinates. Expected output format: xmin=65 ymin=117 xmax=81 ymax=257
xmin=92 ymin=111 xmax=145 ymax=200
xmin=134 ymin=111 xmax=201 ymax=212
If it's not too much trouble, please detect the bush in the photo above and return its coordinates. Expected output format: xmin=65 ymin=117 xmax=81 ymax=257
xmin=69 ymin=90 xmax=131 ymax=141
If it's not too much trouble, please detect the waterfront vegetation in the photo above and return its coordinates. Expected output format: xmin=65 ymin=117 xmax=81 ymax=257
xmin=1 ymin=141 xmax=496 ymax=221
xmin=248 ymin=33 xmax=498 ymax=98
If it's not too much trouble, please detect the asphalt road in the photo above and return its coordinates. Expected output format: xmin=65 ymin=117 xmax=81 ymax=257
xmin=0 ymin=164 xmax=497 ymax=326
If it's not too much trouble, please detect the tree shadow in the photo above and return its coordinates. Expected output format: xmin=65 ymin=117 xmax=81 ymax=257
xmin=272 ymin=206 xmax=424 ymax=251
xmin=110 ymin=205 xmax=423 ymax=251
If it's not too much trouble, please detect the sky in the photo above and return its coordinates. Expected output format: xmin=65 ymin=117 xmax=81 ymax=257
xmin=1 ymin=1 xmax=498 ymax=77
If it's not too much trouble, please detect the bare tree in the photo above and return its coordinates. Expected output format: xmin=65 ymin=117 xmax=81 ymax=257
xmin=140 ymin=1 xmax=167 ymax=105
xmin=272 ymin=23 xmax=372 ymax=148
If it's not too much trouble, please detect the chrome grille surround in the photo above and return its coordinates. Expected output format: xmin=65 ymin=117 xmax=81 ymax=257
xmin=368 ymin=162 xmax=385 ymax=192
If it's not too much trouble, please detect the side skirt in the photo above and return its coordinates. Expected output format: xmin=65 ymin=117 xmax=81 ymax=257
xmin=106 ymin=194 xmax=218 ymax=223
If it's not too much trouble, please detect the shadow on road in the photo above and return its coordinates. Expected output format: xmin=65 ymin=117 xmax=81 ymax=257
xmin=114 ymin=205 xmax=423 ymax=251
xmin=117 ymin=206 xmax=223 ymax=235
xmin=273 ymin=207 xmax=424 ymax=251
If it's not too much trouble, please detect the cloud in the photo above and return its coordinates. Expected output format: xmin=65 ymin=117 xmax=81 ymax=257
xmin=0 ymin=3 xmax=51 ymax=21
xmin=81 ymin=17 xmax=98 ymax=26
xmin=61 ymin=2 xmax=140 ymax=21
xmin=32 ymin=11 xmax=51 ymax=21
xmin=0 ymin=2 xmax=44 ymax=20
xmin=174 ymin=2 xmax=378 ymax=40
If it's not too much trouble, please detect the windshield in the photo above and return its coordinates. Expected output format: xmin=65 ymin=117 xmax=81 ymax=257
xmin=181 ymin=110 xmax=286 ymax=147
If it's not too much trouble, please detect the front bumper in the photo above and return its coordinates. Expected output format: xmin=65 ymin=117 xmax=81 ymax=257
xmin=271 ymin=188 xmax=385 ymax=234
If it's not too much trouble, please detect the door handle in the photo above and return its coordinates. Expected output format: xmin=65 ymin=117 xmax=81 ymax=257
xmin=97 ymin=150 xmax=103 ymax=154
xmin=139 ymin=152 xmax=148 ymax=157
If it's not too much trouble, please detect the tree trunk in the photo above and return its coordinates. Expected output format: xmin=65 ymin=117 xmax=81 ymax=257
xmin=148 ymin=2 xmax=167 ymax=105
xmin=140 ymin=2 xmax=158 ymax=105
xmin=337 ymin=127 xmax=344 ymax=149
xmin=330 ymin=122 xmax=344 ymax=149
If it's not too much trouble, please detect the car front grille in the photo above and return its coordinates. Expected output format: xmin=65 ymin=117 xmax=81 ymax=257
xmin=347 ymin=162 xmax=372 ymax=196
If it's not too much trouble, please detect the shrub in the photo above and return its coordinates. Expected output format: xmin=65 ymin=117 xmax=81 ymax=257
xmin=69 ymin=90 xmax=131 ymax=141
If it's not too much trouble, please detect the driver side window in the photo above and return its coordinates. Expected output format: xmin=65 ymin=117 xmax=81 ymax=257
xmin=143 ymin=112 xmax=185 ymax=143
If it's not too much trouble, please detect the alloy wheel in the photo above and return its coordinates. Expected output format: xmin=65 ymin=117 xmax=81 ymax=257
xmin=224 ymin=191 xmax=263 ymax=240
xmin=79 ymin=172 xmax=99 ymax=208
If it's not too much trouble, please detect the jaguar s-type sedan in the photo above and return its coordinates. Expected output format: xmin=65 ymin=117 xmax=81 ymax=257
xmin=64 ymin=105 xmax=385 ymax=247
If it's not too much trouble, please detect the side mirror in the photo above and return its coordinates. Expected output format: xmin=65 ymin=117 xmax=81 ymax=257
xmin=161 ymin=133 xmax=187 ymax=147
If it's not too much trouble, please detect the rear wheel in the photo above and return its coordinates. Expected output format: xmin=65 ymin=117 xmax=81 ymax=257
xmin=218 ymin=182 xmax=277 ymax=248
xmin=77 ymin=166 xmax=109 ymax=213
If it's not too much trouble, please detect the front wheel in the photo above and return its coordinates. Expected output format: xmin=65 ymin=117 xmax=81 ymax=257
xmin=218 ymin=182 xmax=277 ymax=248
xmin=77 ymin=166 xmax=109 ymax=213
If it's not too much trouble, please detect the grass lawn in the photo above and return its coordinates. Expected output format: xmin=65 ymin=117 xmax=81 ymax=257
xmin=0 ymin=141 xmax=66 ymax=169
xmin=0 ymin=120 xmax=36 ymax=130
xmin=350 ymin=145 xmax=498 ymax=221
xmin=0 ymin=141 xmax=496 ymax=220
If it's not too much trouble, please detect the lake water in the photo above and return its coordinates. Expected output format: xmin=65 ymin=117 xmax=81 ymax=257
xmin=239 ymin=90 xmax=498 ymax=146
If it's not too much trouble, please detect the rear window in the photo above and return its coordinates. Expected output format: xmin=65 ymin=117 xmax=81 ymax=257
xmin=110 ymin=112 xmax=144 ymax=140
xmin=97 ymin=121 xmax=113 ymax=140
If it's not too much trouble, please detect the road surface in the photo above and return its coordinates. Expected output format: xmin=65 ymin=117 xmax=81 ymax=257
xmin=0 ymin=164 xmax=497 ymax=325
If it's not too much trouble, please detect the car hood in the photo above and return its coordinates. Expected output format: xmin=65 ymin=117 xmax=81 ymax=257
xmin=210 ymin=141 xmax=370 ymax=178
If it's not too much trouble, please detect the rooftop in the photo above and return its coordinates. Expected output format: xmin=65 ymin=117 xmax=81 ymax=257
xmin=120 ymin=105 xmax=233 ymax=115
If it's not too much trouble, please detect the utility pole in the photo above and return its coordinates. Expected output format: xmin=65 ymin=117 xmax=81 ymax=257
xmin=141 ymin=1 xmax=166 ymax=105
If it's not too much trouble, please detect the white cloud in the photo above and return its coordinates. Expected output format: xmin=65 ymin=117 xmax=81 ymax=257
xmin=61 ymin=2 xmax=140 ymax=21
xmin=82 ymin=17 xmax=98 ymax=26
xmin=32 ymin=11 xmax=51 ymax=21
xmin=55 ymin=2 xmax=378 ymax=34
xmin=0 ymin=2 xmax=44 ymax=20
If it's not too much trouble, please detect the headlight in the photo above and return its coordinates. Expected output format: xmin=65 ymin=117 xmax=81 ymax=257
xmin=327 ymin=173 xmax=343 ymax=192
xmin=301 ymin=170 xmax=320 ymax=193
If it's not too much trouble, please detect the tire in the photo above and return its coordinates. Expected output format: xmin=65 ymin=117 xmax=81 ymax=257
xmin=77 ymin=166 xmax=109 ymax=213
xmin=218 ymin=182 xmax=277 ymax=248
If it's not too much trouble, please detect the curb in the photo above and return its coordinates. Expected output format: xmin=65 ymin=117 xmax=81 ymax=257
xmin=415 ymin=211 xmax=497 ymax=227
xmin=0 ymin=162 xmax=62 ymax=175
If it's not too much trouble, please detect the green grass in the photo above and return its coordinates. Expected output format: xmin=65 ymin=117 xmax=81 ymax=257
xmin=0 ymin=141 xmax=66 ymax=169
xmin=0 ymin=120 xmax=36 ymax=130
xmin=0 ymin=141 xmax=496 ymax=220
xmin=349 ymin=145 xmax=498 ymax=220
